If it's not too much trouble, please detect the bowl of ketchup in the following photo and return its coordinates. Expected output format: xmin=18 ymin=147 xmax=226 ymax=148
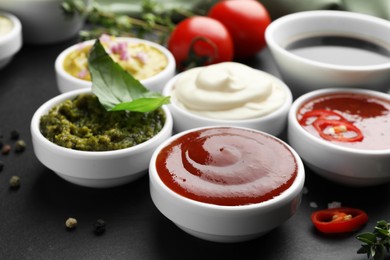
xmin=149 ymin=126 xmax=305 ymax=243
xmin=288 ymin=88 xmax=390 ymax=186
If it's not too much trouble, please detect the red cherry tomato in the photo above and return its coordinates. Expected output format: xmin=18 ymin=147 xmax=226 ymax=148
xmin=167 ymin=16 xmax=234 ymax=70
xmin=208 ymin=0 xmax=271 ymax=59
xmin=311 ymin=207 xmax=368 ymax=234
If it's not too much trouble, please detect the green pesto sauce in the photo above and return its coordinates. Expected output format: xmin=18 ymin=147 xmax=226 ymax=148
xmin=40 ymin=94 xmax=166 ymax=151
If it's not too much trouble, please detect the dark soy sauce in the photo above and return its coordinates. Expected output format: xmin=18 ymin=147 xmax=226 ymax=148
xmin=285 ymin=35 xmax=390 ymax=66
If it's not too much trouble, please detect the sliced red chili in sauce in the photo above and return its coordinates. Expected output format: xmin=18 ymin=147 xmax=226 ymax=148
xmin=299 ymin=109 xmax=363 ymax=143
xmin=311 ymin=207 xmax=368 ymax=234
xmin=313 ymin=119 xmax=364 ymax=142
xmin=299 ymin=109 xmax=347 ymax=126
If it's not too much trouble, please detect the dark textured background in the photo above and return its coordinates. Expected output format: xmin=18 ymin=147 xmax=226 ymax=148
xmin=0 ymin=38 xmax=389 ymax=260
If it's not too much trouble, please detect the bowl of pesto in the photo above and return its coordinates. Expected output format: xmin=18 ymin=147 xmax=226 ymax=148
xmin=31 ymin=88 xmax=173 ymax=188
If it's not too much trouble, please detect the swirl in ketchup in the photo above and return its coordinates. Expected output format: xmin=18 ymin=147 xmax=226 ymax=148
xmin=297 ymin=93 xmax=390 ymax=150
xmin=156 ymin=127 xmax=298 ymax=206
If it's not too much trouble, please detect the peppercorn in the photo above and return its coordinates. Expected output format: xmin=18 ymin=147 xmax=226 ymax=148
xmin=9 ymin=175 xmax=20 ymax=189
xmin=2 ymin=144 xmax=11 ymax=155
xmin=94 ymin=219 xmax=106 ymax=235
xmin=10 ymin=130 xmax=20 ymax=140
xmin=65 ymin=217 xmax=78 ymax=230
xmin=14 ymin=140 xmax=26 ymax=153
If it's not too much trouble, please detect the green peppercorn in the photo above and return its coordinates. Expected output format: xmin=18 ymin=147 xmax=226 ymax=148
xmin=65 ymin=217 xmax=78 ymax=230
xmin=14 ymin=140 xmax=26 ymax=153
xmin=9 ymin=175 xmax=20 ymax=189
xmin=94 ymin=219 xmax=106 ymax=235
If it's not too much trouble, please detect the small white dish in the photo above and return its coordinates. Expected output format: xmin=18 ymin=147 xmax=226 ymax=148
xmin=266 ymin=10 xmax=390 ymax=95
xmin=288 ymin=88 xmax=390 ymax=186
xmin=55 ymin=37 xmax=176 ymax=93
xmin=0 ymin=12 xmax=22 ymax=69
xmin=149 ymin=126 xmax=305 ymax=242
xmin=163 ymin=62 xmax=292 ymax=136
xmin=31 ymin=88 xmax=173 ymax=188
xmin=0 ymin=0 xmax=89 ymax=44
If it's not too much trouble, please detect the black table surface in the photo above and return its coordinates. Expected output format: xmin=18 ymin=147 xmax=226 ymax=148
xmin=0 ymin=37 xmax=389 ymax=260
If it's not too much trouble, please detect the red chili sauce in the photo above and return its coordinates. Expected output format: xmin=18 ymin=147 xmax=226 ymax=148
xmin=156 ymin=127 xmax=298 ymax=206
xmin=297 ymin=93 xmax=390 ymax=150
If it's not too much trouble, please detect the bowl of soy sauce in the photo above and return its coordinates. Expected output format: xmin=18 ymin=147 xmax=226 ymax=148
xmin=265 ymin=10 xmax=390 ymax=97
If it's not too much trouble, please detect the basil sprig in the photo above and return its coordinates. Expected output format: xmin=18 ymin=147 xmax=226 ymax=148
xmin=88 ymin=39 xmax=170 ymax=112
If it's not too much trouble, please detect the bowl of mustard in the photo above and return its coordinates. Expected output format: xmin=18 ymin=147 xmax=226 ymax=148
xmin=55 ymin=35 xmax=176 ymax=93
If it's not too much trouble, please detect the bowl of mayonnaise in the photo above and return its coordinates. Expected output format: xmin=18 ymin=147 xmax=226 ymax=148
xmin=162 ymin=62 xmax=293 ymax=136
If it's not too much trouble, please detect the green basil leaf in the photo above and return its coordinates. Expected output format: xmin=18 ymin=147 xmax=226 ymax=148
xmin=88 ymin=39 xmax=170 ymax=112
xmin=356 ymin=232 xmax=377 ymax=245
xmin=111 ymin=96 xmax=171 ymax=112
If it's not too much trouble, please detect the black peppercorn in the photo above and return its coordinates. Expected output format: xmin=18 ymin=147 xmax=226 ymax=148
xmin=94 ymin=219 xmax=106 ymax=235
xmin=10 ymin=130 xmax=20 ymax=140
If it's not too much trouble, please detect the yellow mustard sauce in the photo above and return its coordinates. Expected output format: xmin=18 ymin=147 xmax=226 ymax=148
xmin=63 ymin=37 xmax=168 ymax=81
xmin=0 ymin=16 xmax=13 ymax=36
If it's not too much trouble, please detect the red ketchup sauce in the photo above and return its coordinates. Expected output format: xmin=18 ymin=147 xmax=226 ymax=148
xmin=297 ymin=93 xmax=390 ymax=150
xmin=156 ymin=127 xmax=298 ymax=206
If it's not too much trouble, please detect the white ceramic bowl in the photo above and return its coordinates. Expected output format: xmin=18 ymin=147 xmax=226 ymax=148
xmin=0 ymin=0 xmax=89 ymax=44
xmin=149 ymin=126 xmax=305 ymax=243
xmin=55 ymin=37 xmax=176 ymax=93
xmin=31 ymin=88 xmax=173 ymax=188
xmin=265 ymin=10 xmax=390 ymax=96
xmin=0 ymin=12 xmax=22 ymax=69
xmin=163 ymin=63 xmax=292 ymax=136
xmin=288 ymin=88 xmax=390 ymax=186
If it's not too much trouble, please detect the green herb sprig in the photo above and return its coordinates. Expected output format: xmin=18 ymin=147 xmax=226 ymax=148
xmin=61 ymin=0 xmax=197 ymax=44
xmin=88 ymin=39 xmax=170 ymax=112
xmin=356 ymin=220 xmax=390 ymax=260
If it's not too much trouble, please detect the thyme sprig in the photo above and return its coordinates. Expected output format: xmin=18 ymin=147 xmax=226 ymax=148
xmin=61 ymin=0 xmax=195 ymax=44
xmin=356 ymin=220 xmax=390 ymax=260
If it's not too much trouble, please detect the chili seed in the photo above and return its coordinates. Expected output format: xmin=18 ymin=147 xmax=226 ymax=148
xmin=10 ymin=130 xmax=20 ymax=140
xmin=2 ymin=144 xmax=11 ymax=155
xmin=15 ymin=140 xmax=26 ymax=153
xmin=94 ymin=219 xmax=106 ymax=235
xmin=65 ymin=217 xmax=78 ymax=230
xmin=9 ymin=175 xmax=20 ymax=189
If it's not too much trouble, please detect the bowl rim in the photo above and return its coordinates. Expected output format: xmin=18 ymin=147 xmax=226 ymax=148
xmin=265 ymin=10 xmax=390 ymax=72
xmin=31 ymin=88 xmax=173 ymax=157
xmin=149 ymin=125 xmax=305 ymax=211
xmin=55 ymin=37 xmax=176 ymax=89
xmin=162 ymin=67 xmax=293 ymax=124
xmin=289 ymin=88 xmax=390 ymax=155
xmin=0 ymin=11 xmax=22 ymax=46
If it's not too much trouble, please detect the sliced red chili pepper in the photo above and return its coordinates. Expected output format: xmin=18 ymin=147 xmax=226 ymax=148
xmin=313 ymin=119 xmax=364 ymax=142
xmin=311 ymin=207 xmax=368 ymax=234
xmin=299 ymin=109 xmax=347 ymax=126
